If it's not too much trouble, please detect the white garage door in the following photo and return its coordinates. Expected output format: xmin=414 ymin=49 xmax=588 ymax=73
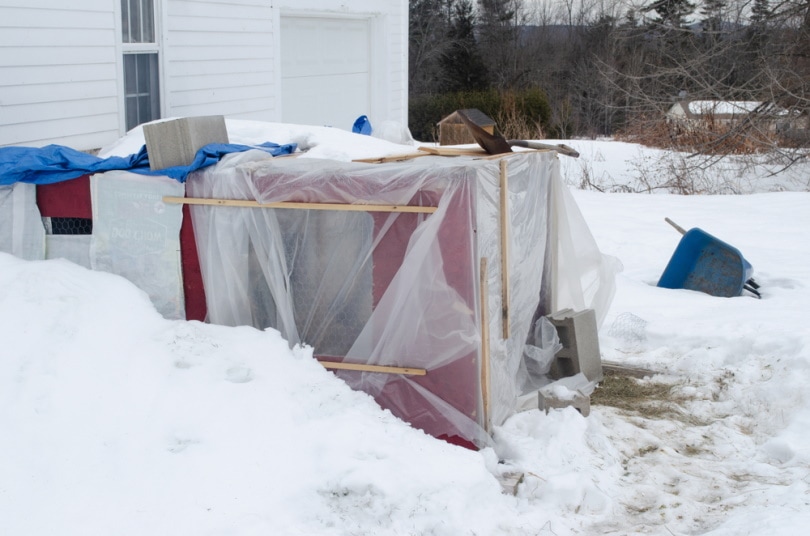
xmin=281 ymin=17 xmax=371 ymax=130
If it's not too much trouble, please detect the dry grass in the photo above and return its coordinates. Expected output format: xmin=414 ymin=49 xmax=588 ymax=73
xmin=592 ymin=372 xmax=704 ymax=424
xmin=493 ymin=89 xmax=546 ymax=140
xmin=616 ymin=115 xmax=783 ymax=155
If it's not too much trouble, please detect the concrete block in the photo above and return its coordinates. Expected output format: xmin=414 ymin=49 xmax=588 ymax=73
xmin=497 ymin=472 xmax=525 ymax=495
xmin=537 ymin=374 xmax=595 ymax=416
xmin=547 ymin=308 xmax=603 ymax=382
xmin=515 ymin=391 xmax=539 ymax=413
xmin=538 ymin=387 xmax=591 ymax=417
xmin=143 ymin=116 xmax=229 ymax=170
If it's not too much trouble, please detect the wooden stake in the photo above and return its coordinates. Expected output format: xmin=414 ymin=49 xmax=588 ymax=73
xmin=163 ymin=196 xmax=437 ymax=214
xmin=480 ymin=257 xmax=492 ymax=433
xmin=318 ymin=360 xmax=427 ymax=376
xmin=499 ymin=159 xmax=510 ymax=339
xmin=352 ymin=153 xmax=428 ymax=164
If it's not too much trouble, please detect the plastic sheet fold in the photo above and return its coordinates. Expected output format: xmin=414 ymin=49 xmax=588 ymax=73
xmin=1 ymin=148 xmax=618 ymax=448
xmin=187 ymin=151 xmax=586 ymax=446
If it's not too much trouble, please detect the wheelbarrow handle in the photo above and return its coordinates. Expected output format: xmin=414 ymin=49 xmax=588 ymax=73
xmin=507 ymin=140 xmax=580 ymax=158
xmin=744 ymin=283 xmax=762 ymax=299
xmin=665 ymin=217 xmax=688 ymax=235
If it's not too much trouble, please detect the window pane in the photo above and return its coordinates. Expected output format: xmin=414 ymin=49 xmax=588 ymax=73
xmin=142 ymin=0 xmax=154 ymax=43
xmin=124 ymin=54 xmax=137 ymax=94
xmin=121 ymin=0 xmax=155 ymax=44
xmin=123 ymin=53 xmax=160 ymax=131
xmin=138 ymin=100 xmax=153 ymax=124
xmin=126 ymin=96 xmax=139 ymax=132
xmin=121 ymin=0 xmax=130 ymax=43
xmin=137 ymin=54 xmax=150 ymax=93
xmin=131 ymin=0 xmax=142 ymax=43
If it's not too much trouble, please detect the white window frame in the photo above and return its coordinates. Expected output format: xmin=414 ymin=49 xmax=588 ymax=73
xmin=115 ymin=0 xmax=165 ymax=134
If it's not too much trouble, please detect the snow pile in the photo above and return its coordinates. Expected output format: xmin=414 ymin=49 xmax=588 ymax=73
xmin=3 ymin=123 xmax=810 ymax=535
xmin=557 ymin=139 xmax=810 ymax=194
xmin=0 ymin=254 xmax=554 ymax=535
xmin=98 ymin=119 xmax=418 ymax=163
xmin=571 ymin=190 xmax=810 ymax=535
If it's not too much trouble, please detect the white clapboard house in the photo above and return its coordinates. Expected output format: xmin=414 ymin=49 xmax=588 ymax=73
xmin=1 ymin=0 xmax=408 ymax=150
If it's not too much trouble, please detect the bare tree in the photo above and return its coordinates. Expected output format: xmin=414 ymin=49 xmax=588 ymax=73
xmin=409 ymin=0 xmax=454 ymax=95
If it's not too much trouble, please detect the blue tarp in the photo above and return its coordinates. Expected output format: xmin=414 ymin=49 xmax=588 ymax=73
xmin=0 ymin=142 xmax=297 ymax=186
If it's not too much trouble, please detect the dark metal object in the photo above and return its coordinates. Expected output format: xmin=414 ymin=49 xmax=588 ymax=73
xmin=456 ymin=110 xmax=580 ymax=158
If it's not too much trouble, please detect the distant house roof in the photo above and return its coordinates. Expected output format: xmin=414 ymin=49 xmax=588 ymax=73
xmin=438 ymin=109 xmax=496 ymax=127
xmin=668 ymin=100 xmax=789 ymax=119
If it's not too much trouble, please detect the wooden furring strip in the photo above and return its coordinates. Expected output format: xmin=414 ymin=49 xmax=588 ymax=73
xmin=318 ymin=361 xmax=427 ymax=376
xmin=163 ymin=196 xmax=437 ymax=214
xmin=417 ymin=145 xmax=488 ymax=156
xmin=352 ymin=153 xmax=428 ymax=163
xmin=499 ymin=159 xmax=510 ymax=339
xmin=480 ymin=257 xmax=492 ymax=433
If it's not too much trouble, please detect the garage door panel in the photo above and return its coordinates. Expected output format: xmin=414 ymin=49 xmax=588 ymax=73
xmin=282 ymin=73 xmax=369 ymax=129
xmin=282 ymin=18 xmax=369 ymax=78
xmin=281 ymin=15 xmax=371 ymax=129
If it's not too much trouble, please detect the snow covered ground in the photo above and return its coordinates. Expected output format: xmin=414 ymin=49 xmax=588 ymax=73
xmin=2 ymin=125 xmax=810 ymax=535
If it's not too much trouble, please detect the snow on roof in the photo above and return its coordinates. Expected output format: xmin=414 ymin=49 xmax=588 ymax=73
xmin=438 ymin=109 xmax=496 ymax=127
xmin=686 ymin=100 xmax=789 ymax=116
xmin=688 ymin=100 xmax=760 ymax=115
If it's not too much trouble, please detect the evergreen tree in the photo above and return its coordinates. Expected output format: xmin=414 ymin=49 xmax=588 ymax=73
xmin=622 ymin=9 xmax=639 ymax=28
xmin=440 ymin=0 xmax=489 ymax=91
xmin=645 ymin=0 xmax=696 ymax=28
xmin=477 ymin=0 xmax=516 ymax=25
xmin=747 ymin=0 xmax=772 ymax=49
xmin=700 ymin=0 xmax=726 ymax=33
xmin=749 ymin=0 xmax=771 ymax=25
xmin=476 ymin=0 xmax=524 ymax=88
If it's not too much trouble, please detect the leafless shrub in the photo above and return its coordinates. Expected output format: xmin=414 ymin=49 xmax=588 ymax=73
xmin=616 ymin=115 xmax=783 ymax=156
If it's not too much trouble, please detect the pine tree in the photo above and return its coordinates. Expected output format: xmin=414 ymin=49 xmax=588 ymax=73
xmin=440 ymin=0 xmax=489 ymax=92
xmin=477 ymin=0 xmax=517 ymax=27
xmin=645 ymin=0 xmax=696 ymax=28
xmin=746 ymin=0 xmax=772 ymax=52
xmin=623 ymin=9 xmax=639 ymax=28
xmin=476 ymin=0 xmax=523 ymax=88
xmin=700 ymin=0 xmax=726 ymax=33
xmin=750 ymin=0 xmax=771 ymax=25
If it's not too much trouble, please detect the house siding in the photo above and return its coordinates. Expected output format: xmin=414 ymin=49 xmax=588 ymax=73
xmin=165 ymin=0 xmax=275 ymax=121
xmin=391 ymin=0 xmax=409 ymax=125
xmin=1 ymin=0 xmax=408 ymax=150
xmin=0 ymin=1 xmax=119 ymax=149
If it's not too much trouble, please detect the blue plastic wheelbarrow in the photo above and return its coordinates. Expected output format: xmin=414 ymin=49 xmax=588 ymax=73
xmin=657 ymin=218 xmax=760 ymax=298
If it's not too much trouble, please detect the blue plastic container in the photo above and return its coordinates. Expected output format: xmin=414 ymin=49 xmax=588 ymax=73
xmin=657 ymin=228 xmax=753 ymax=297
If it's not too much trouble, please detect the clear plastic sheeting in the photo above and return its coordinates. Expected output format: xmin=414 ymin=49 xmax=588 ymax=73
xmin=91 ymin=171 xmax=186 ymax=319
xmin=186 ymin=150 xmax=615 ymax=446
xmin=45 ymin=235 xmax=92 ymax=269
xmin=549 ymin=176 xmax=622 ymax=328
xmin=0 ymin=183 xmax=45 ymax=261
xmin=519 ymin=316 xmax=563 ymax=395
